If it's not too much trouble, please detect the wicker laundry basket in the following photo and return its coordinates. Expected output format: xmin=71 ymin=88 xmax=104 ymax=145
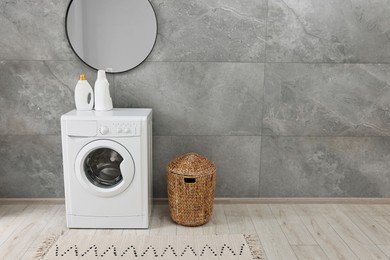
xmin=167 ymin=153 xmax=216 ymax=226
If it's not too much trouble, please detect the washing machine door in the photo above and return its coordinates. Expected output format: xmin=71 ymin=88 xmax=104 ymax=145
xmin=75 ymin=139 xmax=135 ymax=197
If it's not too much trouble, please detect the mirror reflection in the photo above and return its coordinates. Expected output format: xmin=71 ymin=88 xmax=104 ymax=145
xmin=66 ymin=0 xmax=157 ymax=73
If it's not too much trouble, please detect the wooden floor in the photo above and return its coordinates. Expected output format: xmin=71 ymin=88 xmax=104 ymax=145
xmin=1 ymin=203 xmax=390 ymax=259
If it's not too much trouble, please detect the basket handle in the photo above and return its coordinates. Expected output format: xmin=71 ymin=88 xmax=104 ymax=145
xmin=184 ymin=178 xmax=196 ymax=183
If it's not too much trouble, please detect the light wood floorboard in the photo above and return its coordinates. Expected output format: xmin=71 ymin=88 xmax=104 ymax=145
xmin=269 ymin=204 xmax=317 ymax=246
xmin=340 ymin=205 xmax=390 ymax=245
xmin=378 ymin=245 xmax=390 ymax=258
xmin=314 ymin=204 xmax=387 ymax=259
xmin=291 ymin=245 xmax=329 ymax=260
xmin=1 ymin=203 xmax=390 ymax=259
xmin=248 ymin=204 xmax=297 ymax=259
xmin=0 ymin=205 xmax=59 ymax=259
xmin=202 ymin=204 xmax=229 ymax=235
xmin=293 ymin=205 xmax=358 ymax=260
xmin=224 ymin=204 xmax=256 ymax=234
xmin=0 ymin=205 xmax=29 ymax=247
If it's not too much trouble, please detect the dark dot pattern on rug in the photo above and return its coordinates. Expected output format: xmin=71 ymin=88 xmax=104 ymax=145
xmin=140 ymin=246 xmax=158 ymax=257
xmin=54 ymin=242 xmax=249 ymax=257
xmin=80 ymin=245 xmax=98 ymax=257
xmin=120 ymin=245 xmax=138 ymax=257
xmin=220 ymin=243 xmax=237 ymax=256
xmin=160 ymin=245 xmax=177 ymax=257
xmin=200 ymin=244 xmax=218 ymax=256
xmin=180 ymin=245 xmax=197 ymax=256
xmin=56 ymin=245 xmax=77 ymax=257
xmin=100 ymin=245 xmax=117 ymax=257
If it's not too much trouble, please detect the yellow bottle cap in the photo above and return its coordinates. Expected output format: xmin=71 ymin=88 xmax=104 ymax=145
xmin=79 ymin=74 xmax=86 ymax=80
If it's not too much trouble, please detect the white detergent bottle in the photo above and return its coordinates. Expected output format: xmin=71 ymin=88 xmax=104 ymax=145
xmin=94 ymin=70 xmax=113 ymax=111
xmin=74 ymin=74 xmax=94 ymax=110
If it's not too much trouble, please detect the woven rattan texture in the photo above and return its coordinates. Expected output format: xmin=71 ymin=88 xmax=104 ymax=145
xmin=167 ymin=153 xmax=216 ymax=177
xmin=167 ymin=153 xmax=216 ymax=226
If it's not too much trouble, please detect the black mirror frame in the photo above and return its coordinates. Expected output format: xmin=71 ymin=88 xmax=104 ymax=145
xmin=64 ymin=0 xmax=158 ymax=74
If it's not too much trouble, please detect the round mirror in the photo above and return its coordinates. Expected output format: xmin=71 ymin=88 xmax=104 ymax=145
xmin=65 ymin=0 xmax=157 ymax=73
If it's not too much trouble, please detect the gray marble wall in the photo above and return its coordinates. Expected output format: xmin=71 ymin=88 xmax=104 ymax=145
xmin=1 ymin=0 xmax=389 ymax=198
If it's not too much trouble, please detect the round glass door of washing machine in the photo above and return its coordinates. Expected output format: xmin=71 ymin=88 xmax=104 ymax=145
xmin=75 ymin=140 xmax=135 ymax=197
xmin=84 ymin=148 xmax=123 ymax=188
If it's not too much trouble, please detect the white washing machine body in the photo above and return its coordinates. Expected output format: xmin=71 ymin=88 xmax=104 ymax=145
xmin=61 ymin=109 xmax=152 ymax=228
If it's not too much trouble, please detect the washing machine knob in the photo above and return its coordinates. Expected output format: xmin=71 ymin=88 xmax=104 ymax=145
xmin=100 ymin=126 xmax=109 ymax=135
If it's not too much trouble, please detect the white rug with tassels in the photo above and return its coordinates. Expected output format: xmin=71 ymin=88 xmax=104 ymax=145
xmin=35 ymin=233 xmax=264 ymax=259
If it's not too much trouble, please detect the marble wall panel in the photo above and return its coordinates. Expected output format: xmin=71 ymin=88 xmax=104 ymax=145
xmin=115 ymin=62 xmax=263 ymax=136
xmin=1 ymin=0 xmax=390 ymax=198
xmin=0 ymin=0 xmax=73 ymax=60
xmin=260 ymin=136 xmax=390 ymax=197
xmin=267 ymin=0 xmax=390 ymax=63
xmin=0 ymin=135 xmax=63 ymax=197
xmin=263 ymin=63 xmax=390 ymax=136
xmin=149 ymin=0 xmax=267 ymax=62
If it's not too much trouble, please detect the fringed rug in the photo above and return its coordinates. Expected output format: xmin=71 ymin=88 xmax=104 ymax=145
xmin=35 ymin=233 xmax=264 ymax=259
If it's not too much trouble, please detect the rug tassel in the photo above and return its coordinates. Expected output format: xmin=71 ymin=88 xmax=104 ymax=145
xmin=34 ymin=234 xmax=59 ymax=259
xmin=244 ymin=234 xmax=265 ymax=259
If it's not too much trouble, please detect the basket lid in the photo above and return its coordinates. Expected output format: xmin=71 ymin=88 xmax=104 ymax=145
xmin=167 ymin=153 xmax=216 ymax=176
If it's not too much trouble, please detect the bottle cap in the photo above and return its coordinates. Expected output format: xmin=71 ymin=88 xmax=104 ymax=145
xmin=97 ymin=70 xmax=106 ymax=79
xmin=79 ymin=74 xmax=86 ymax=80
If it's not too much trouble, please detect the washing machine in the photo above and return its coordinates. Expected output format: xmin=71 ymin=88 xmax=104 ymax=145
xmin=61 ymin=108 xmax=152 ymax=228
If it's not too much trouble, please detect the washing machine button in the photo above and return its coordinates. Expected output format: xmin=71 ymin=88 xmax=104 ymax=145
xmin=99 ymin=126 xmax=109 ymax=135
xmin=123 ymin=128 xmax=130 ymax=133
xmin=116 ymin=128 xmax=122 ymax=133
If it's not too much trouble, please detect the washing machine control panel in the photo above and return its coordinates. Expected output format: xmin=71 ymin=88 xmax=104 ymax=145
xmin=97 ymin=121 xmax=140 ymax=136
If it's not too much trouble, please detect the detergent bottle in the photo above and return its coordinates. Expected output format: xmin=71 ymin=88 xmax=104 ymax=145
xmin=74 ymin=74 xmax=94 ymax=110
xmin=94 ymin=70 xmax=113 ymax=111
